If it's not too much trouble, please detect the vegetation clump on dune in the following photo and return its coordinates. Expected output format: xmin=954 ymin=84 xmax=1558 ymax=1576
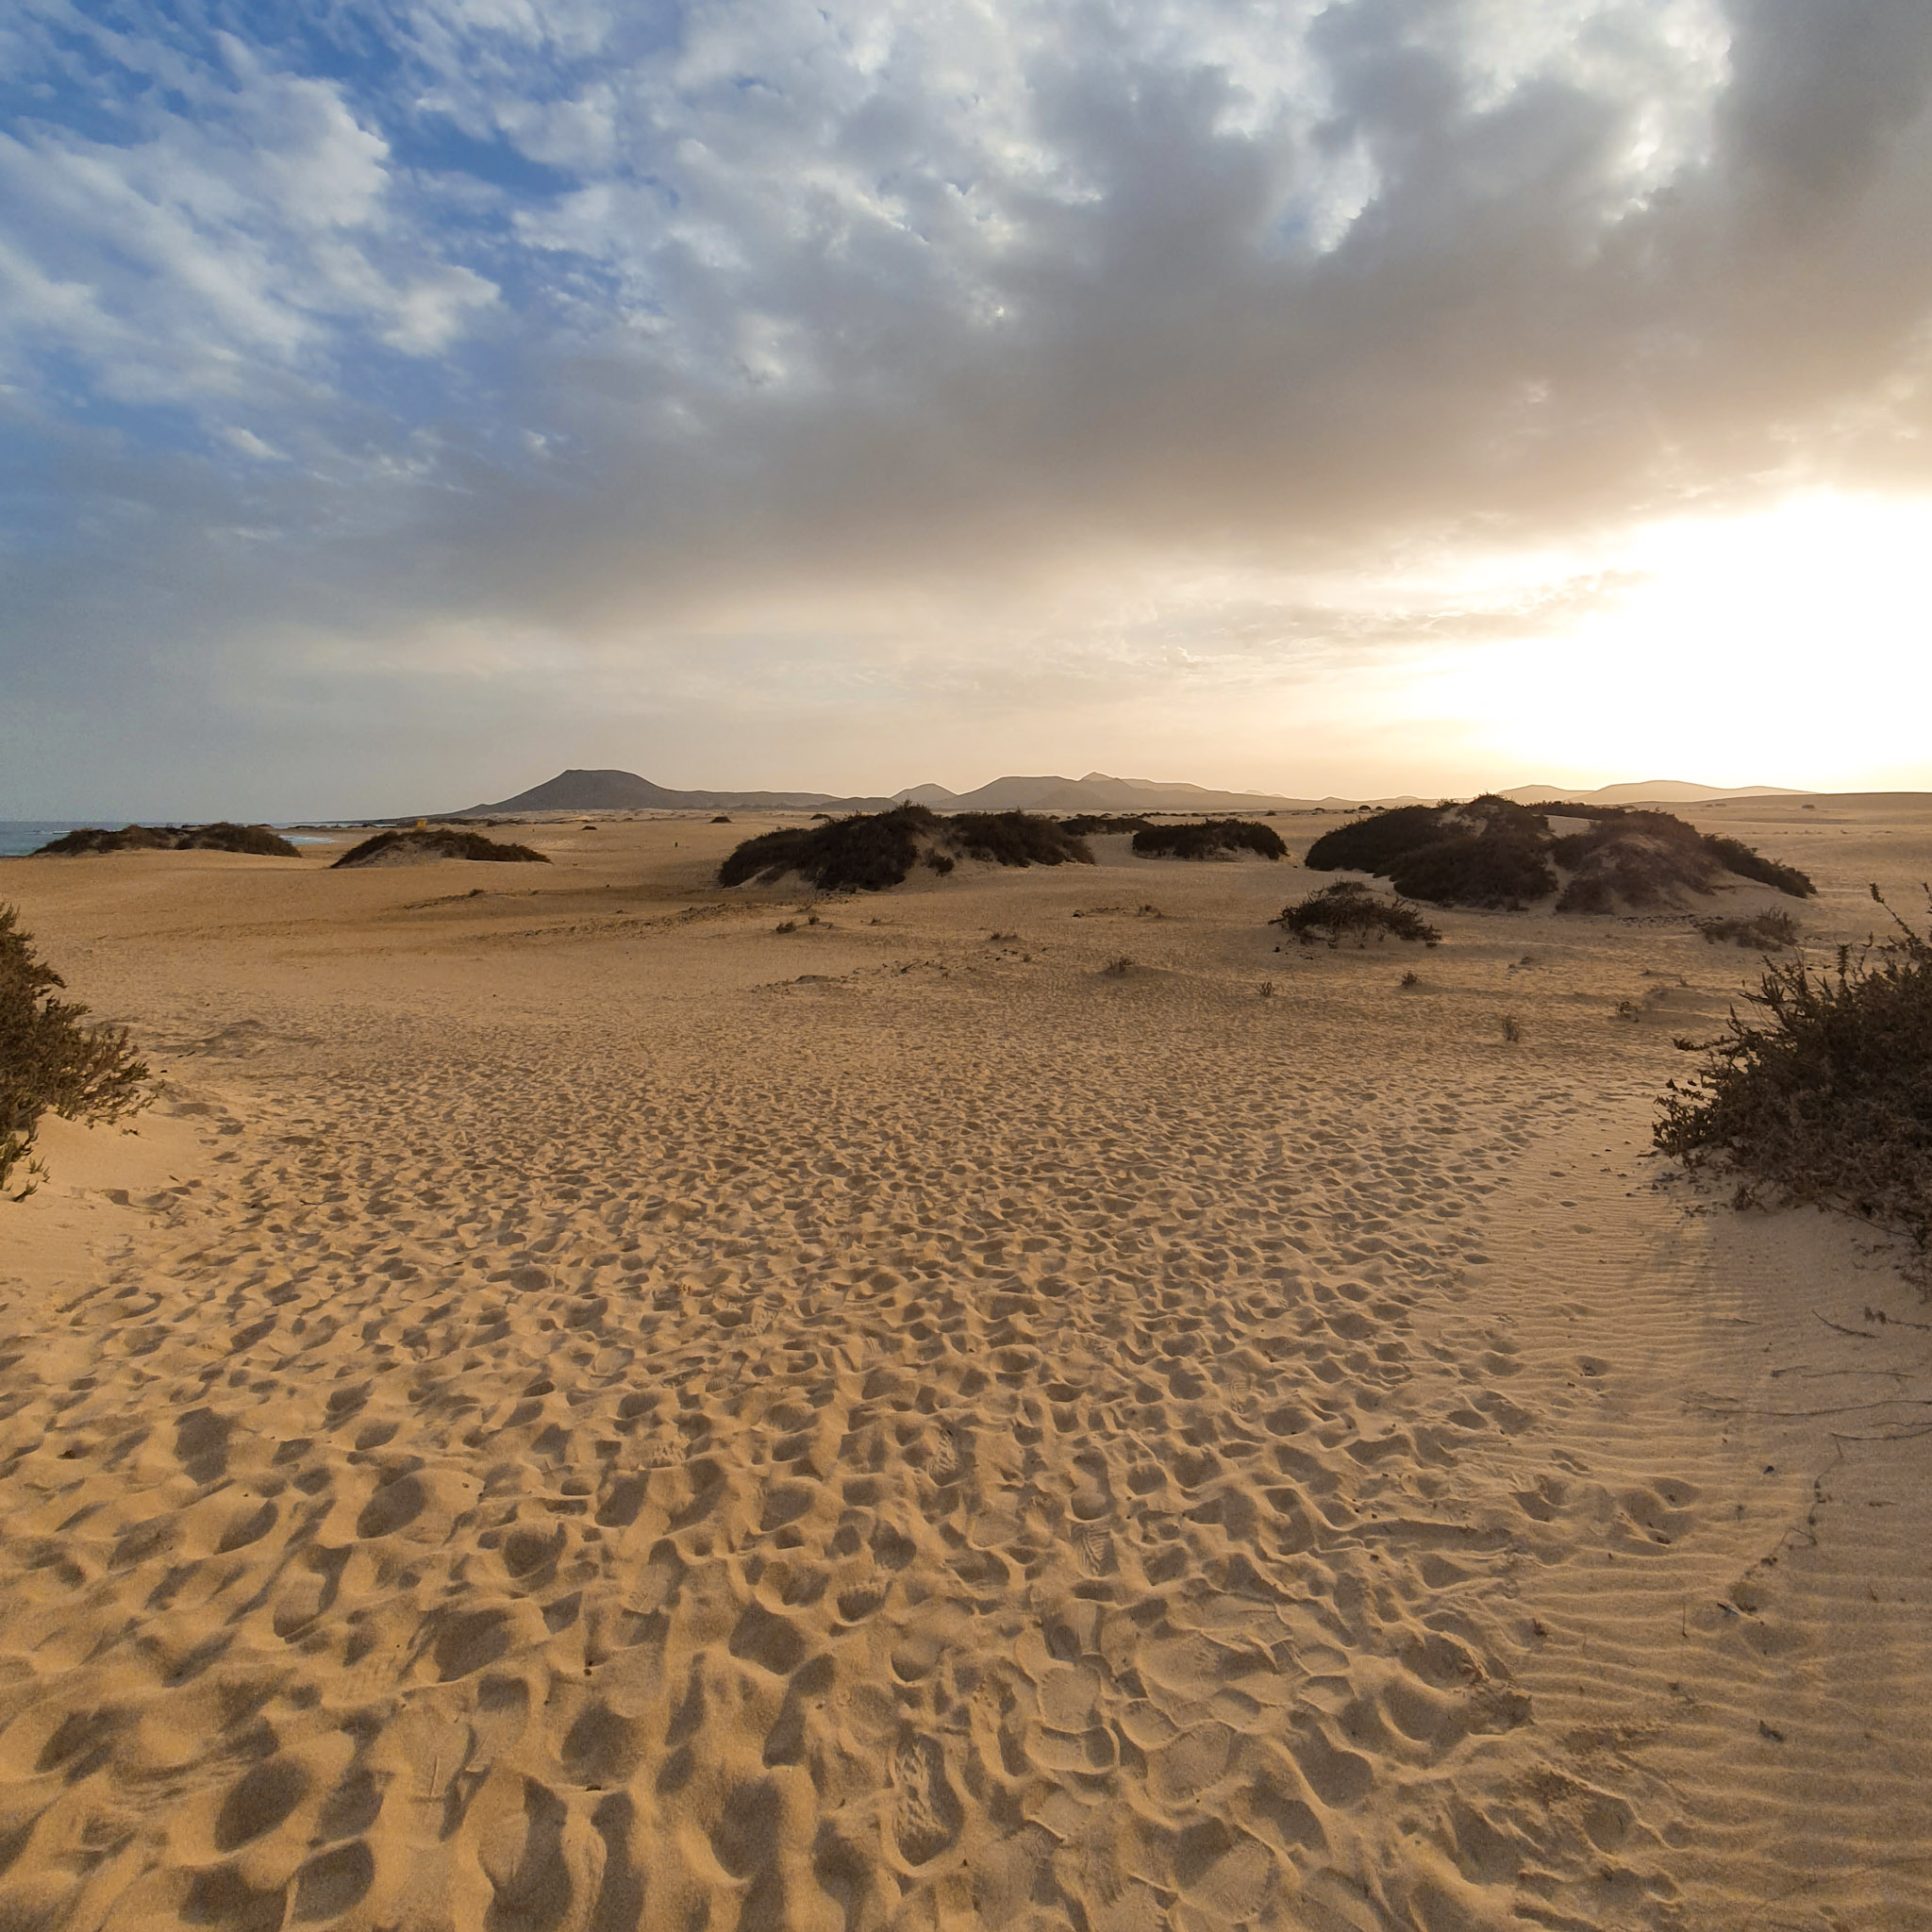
xmin=1131 ymin=819 xmax=1289 ymax=861
xmin=1696 ymin=910 xmax=1801 ymax=949
xmin=1057 ymin=814 xmax=1155 ymax=836
xmin=1276 ymin=881 xmax=1441 ymax=945
xmin=1658 ymin=890 xmax=1932 ymax=1253
xmin=1307 ymin=796 xmax=1555 ymax=908
xmin=718 ymin=807 xmax=1093 ymax=891
xmin=332 ymin=828 xmax=549 ymax=869
xmin=1307 ymin=796 xmax=1812 ymax=912
xmin=35 ymin=822 xmax=300 ymax=858
xmin=2 ymin=906 xmax=149 ymax=1195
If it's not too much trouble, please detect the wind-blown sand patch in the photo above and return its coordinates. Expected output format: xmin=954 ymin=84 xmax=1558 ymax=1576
xmin=0 ymin=795 xmax=1927 ymax=1929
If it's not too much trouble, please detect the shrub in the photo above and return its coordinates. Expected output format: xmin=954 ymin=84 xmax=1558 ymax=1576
xmin=710 ymin=814 xmax=732 ymax=824
xmin=1657 ymin=890 xmax=1932 ymax=1250
xmin=946 ymin=812 xmax=1094 ymax=868
xmin=36 ymin=822 xmax=300 ymax=858
xmin=1700 ymin=835 xmax=1815 ymax=898
xmin=1697 ymin=910 xmax=1801 ymax=949
xmin=2 ymin=906 xmax=149 ymax=1194
xmin=1306 ymin=797 xmax=1554 ymax=908
xmin=1275 ymin=881 xmax=1441 ymax=945
xmin=332 ymin=829 xmax=549 ymax=868
xmin=1130 ymin=820 xmax=1289 ymax=861
xmin=1058 ymin=814 xmax=1154 ymax=836
xmin=718 ymin=807 xmax=1091 ymax=891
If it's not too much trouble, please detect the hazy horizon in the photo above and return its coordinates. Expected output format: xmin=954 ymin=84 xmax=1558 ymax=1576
xmin=7 ymin=1 xmax=1931 ymax=819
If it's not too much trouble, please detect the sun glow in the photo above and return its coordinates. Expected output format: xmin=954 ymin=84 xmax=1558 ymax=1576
xmin=1424 ymin=494 xmax=1932 ymax=790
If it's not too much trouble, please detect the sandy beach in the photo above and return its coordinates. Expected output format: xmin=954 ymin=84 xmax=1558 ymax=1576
xmin=3 ymin=795 xmax=1929 ymax=1932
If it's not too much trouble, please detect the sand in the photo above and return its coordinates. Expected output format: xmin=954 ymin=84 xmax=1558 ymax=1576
xmin=2 ymin=795 xmax=1929 ymax=1931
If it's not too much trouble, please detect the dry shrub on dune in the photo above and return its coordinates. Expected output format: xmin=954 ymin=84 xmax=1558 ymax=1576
xmin=1307 ymin=796 xmax=1812 ymax=913
xmin=718 ymin=807 xmax=1092 ymax=891
xmin=35 ymin=822 xmax=300 ymax=858
xmin=1131 ymin=819 xmax=1289 ymax=860
xmin=331 ymin=829 xmax=549 ymax=868
xmin=1658 ymin=889 xmax=1932 ymax=1251
xmin=2 ymin=906 xmax=149 ymax=1195
xmin=1276 ymin=881 xmax=1441 ymax=945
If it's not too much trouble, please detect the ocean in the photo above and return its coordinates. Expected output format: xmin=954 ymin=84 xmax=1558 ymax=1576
xmin=0 ymin=823 xmax=107 ymax=858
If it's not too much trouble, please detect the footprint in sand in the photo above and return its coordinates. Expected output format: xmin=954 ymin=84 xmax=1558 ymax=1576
xmin=890 ymin=1733 xmax=962 ymax=1866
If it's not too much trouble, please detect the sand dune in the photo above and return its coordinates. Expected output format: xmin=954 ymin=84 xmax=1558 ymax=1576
xmin=1 ymin=798 xmax=1928 ymax=1929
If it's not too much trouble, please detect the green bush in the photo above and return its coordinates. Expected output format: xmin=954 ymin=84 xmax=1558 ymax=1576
xmin=1276 ymin=881 xmax=1441 ymax=945
xmin=1657 ymin=891 xmax=1932 ymax=1249
xmin=36 ymin=822 xmax=300 ymax=858
xmin=1131 ymin=820 xmax=1288 ymax=860
xmin=2 ymin=906 xmax=150 ymax=1195
xmin=332 ymin=829 xmax=549 ymax=868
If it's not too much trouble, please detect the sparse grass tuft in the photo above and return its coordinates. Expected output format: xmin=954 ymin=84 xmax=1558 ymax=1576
xmin=1657 ymin=887 xmax=1932 ymax=1252
xmin=1130 ymin=820 xmax=1289 ymax=861
xmin=1501 ymin=1015 xmax=1524 ymax=1043
xmin=1103 ymin=956 xmax=1134 ymax=976
xmin=2 ymin=906 xmax=149 ymax=1195
xmin=1697 ymin=910 xmax=1801 ymax=950
xmin=1275 ymin=881 xmax=1441 ymax=945
xmin=1401 ymin=970 xmax=1420 ymax=988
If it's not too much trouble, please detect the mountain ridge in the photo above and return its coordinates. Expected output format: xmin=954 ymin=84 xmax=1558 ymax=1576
xmin=449 ymin=768 xmax=1810 ymax=818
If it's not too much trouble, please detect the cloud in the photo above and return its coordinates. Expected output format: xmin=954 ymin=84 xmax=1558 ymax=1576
xmin=3 ymin=0 xmax=1931 ymax=813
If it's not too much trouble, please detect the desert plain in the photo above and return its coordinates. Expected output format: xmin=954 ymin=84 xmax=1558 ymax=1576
xmin=2 ymin=795 xmax=1930 ymax=1932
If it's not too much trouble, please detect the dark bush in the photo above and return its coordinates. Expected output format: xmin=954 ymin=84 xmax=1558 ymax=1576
xmin=945 ymin=813 xmax=1094 ymax=869
xmin=1058 ymin=814 xmax=1155 ymax=836
xmin=1700 ymin=835 xmax=1815 ymax=898
xmin=710 ymin=814 xmax=732 ymax=824
xmin=1657 ymin=891 xmax=1932 ymax=1251
xmin=718 ymin=808 xmax=1090 ymax=891
xmin=718 ymin=807 xmax=934 ymax=891
xmin=36 ymin=822 xmax=300 ymax=858
xmin=1276 ymin=882 xmax=1441 ymax=945
xmin=2 ymin=905 xmax=149 ymax=1194
xmin=1305 ymin=797 xmax=1555 ymax=908
xmin=1131 ymin=820 xmax=1289 ymax=861
xmin=1697 ymin=910 xmax=1801 ymax=949
xmin=332 ymin=829 xmax=549 ymax=868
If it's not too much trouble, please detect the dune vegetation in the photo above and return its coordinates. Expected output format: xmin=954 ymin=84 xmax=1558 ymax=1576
xmin=1131 ymin=819 xmax=1289 ymax=861
xmin=719 ymin=807 xmax=1093 ymax=891
xmin=1 ymin=906 xmax=149 ymax=1195
xmin=1306 ymin=796 xmax=1813 ymax=912
xmin=34 ymin=823 xmax=300 ymax=858
xmin=1276 ymin=880 xmax=1441 ymax=944
xmin=1658 ymin=890 xmax=1932 ymax=1252
xmin=331 ymin=828 xmax=549 ymax=868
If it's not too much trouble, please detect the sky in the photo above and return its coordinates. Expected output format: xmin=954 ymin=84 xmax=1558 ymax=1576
xmin=4 ymin=0 xmax=1931 ymax=819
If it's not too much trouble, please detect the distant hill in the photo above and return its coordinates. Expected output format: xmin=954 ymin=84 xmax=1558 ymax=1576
xmin=454 ymin=768 xmax=1324 ymax=817
xmin=894 ymin=773 xmax=1322 ymax=812
xmin=1499 ymin=780 xmax=1810 ymax=806
xmin=457 ymin=769 xmax=889 ymax=814
xmin=447 ymin=767 xmax=1808 ymax=821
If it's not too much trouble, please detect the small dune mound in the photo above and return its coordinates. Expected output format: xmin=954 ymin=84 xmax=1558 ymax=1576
xmin=719 ymin=806 xmax=1093 ymax=891
xmin=331 ymin=829 xmax=549 ymax=869
xmin=34 ymin=822 xmax=300 ymax=858
xmin=1307 ymin=797 xmax=1813 ymax=913
xmin=1131 ymin=819 xmax=1288 ymax=861
xmin=1276 ymin=881 xmax=1441 ymax=944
